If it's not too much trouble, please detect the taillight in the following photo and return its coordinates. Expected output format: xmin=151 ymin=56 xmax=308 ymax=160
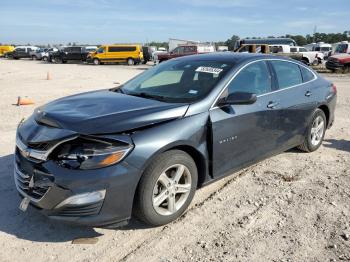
xmin=331 ymin=83 xmax=337 ymax=94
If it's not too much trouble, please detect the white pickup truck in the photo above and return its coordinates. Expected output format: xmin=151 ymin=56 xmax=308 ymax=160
xmin=270 ymin=45 xmax=324 ymax=65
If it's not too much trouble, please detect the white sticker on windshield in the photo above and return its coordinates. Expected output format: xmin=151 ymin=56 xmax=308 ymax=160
xmin=195 ymin=66 xmax=223 ymax=75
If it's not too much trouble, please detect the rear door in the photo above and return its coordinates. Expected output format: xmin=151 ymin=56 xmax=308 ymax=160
xmin=15 ymin=48 xmax=26 ymax=58
xmin=210 ymin=60 xmax=282 ymax=177
xmin=268 ymin=60 xmax=316 ymax=148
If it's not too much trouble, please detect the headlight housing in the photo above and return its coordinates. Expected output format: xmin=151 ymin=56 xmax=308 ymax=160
xmin=54 ymin=136 xmax=133 ymax=170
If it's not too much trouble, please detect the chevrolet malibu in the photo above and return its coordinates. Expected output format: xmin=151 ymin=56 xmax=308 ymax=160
xmin=14 ymin=53 xmax=336 ymax=227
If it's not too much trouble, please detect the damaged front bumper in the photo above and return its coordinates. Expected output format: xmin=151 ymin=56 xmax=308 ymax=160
xmin=14 ymin=117 xmax=141 ymax=227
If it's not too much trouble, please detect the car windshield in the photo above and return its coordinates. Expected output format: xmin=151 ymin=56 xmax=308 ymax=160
xmin=118 ymin=60 xmax=234 ymax=103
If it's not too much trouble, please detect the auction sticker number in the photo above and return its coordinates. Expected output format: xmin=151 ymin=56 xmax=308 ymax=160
xmin=195 ymin=66 xmax=223 ymax=75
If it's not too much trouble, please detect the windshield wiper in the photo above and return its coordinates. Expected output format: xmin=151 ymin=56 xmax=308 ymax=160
xmin=127 ymin=92 xmax=167 ymax=101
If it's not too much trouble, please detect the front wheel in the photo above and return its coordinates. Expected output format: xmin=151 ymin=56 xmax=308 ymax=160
xmin=93 ymin=58 xmax=100 ymax=65
xmin=134 ymin=150 xmax=198 ymax=226
xmin=42 ymin=56 xmax=48 ymax=62
xmin=298 ymin=109 xmax=326 ymax=152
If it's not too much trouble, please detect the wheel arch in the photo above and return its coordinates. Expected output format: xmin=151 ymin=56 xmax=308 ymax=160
xmin=318 ymin=104 xmax=330 ymax=127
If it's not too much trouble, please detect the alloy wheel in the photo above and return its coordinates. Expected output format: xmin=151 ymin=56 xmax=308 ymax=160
xmin=152 ymin=164 xmax=192 ymax=216
xmin=310 ymin=116 xmax=325 ymax=146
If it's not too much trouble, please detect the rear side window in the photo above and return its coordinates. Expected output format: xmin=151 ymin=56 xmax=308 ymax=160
xmin=300 ymin=66 xmax=315 ymax=82
xmin=227 ymin=61 xmax=271 ymax=95
xmin=270 ymin=60 xmax=302 ymax=89
xmin=108 ymin=46 xmax=136 ymax=52
xmin=71 ymin=47 xmax=82 ymax=53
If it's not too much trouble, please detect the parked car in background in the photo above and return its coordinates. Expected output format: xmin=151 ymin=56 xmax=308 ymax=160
xmin=313 ymin=42 xmax=332 ymax=59
xmin=49 ymin=46 xmax=90 ymax=63
xmin=7 ymin=46 xmax=39 ymax=59
xmin=326 ymin=53 xmax=350 ymax=73
xmin=0 ymin=45 xmax=15 ymax=57
xmin=234 ymin=38 xmax=297 ymax=51
xmin=14 ymin=53 xmax=336 ymax=227
xmin=152 ymin=47 xmax=167 ymax=61
xmin=269 ymin=45 xmax=323 ymax=65
xmin=30 ymin=48 xmax=59 ymax=61
xmin=156 ymin=44 xmax=215 ymax=63
xmin=87 ymin=44 xmax=143 ymax=65
xmin=41 ymin=48 xmax=58 ymax=61
xmin=29 ymin=48 xmax=48 ymax=60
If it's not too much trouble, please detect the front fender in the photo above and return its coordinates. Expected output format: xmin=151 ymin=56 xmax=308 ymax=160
xmin=126 ymin=112 xmax=210 ymax=182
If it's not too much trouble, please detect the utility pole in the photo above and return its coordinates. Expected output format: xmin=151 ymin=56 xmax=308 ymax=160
xmin=313 ymin=25 xmax=317 ymax=42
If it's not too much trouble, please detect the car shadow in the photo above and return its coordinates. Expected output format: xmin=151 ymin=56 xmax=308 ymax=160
xmin=0 ymin=154 xmax=102 ymax=243
xmin=323 ymin=139 xmax=350 ymax=153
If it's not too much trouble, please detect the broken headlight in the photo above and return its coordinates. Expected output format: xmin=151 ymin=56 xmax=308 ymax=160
xmin=54 ymin=136 xmax=133 ymax=170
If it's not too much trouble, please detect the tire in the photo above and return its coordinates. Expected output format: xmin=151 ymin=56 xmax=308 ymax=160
xmin=298 ymin=109 xmax=326 ymax=152
xmin=93 ymin=58 xmax=100 ymax=65
xmin=301 ymin=58 xmax=309 ymax=65
xmin=127 ymin=58 xmax=134 ymax=66
xmin=134 ymin=150 xmax=198 ymax=226
xmin=54 ymin=57 xmax=62 ymax=63
xmin=42 ymin=56 xmax=48 ymax=62
xmin=342 ymin=65 xmax=350 ymax=74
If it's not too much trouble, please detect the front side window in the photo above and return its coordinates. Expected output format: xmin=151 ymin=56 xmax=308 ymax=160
xmin=226 ymin=61 xmax=272 ymax=96
xmin=120 ymin=60 xmax=234 ymax=103
xmin=270 ymin=60 xmax=302 ymax=89
xmin=97 ymin=47 xmax=105 ymax=54
xmin=108 ymin=46 xmax=137 ymax=52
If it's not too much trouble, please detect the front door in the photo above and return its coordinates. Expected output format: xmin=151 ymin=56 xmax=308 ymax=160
xmin=210 ymin=60 xmax=282 ymax=177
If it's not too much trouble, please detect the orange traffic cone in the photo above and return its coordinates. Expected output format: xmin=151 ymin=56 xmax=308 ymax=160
xmin=17 ymin=96 xmax=35 ymax=106
xmin=46 ymin=71 xmax=52 ymax=80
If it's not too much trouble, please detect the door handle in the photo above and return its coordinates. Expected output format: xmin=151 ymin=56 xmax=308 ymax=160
xmin=267 ymin=101 xmax=279 ymax=109
xmin=305 ymin=91 xmax=312 ymax=97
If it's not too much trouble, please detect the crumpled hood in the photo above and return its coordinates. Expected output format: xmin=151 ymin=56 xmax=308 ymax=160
xmin=34 ymin=90 xmax=189 ymax=134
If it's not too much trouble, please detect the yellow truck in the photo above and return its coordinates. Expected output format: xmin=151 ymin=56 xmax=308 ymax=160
xmin=87 ymin=44 xmax=143 ymax=65
xmin=0 ymin=45 xmax=15 ymax=57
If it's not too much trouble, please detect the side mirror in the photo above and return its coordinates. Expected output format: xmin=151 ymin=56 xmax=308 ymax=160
xmin=218 ymin=92 xmax=257 ymax=106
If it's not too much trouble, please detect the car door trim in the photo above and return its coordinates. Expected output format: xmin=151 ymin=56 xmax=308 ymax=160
xmin=210 ymin=58 xmax=318 ymax=110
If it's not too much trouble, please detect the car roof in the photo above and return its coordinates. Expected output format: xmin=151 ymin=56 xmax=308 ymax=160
xmin=172 ymin=52 xmax=293 ymax=64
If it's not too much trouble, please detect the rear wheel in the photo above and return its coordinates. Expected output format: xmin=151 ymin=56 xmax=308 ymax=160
xmin=134 ymin=150 xmax=198 ymax=226
xmin=298 ymin=109 xmax=326 ymax=152
xmin=127 ymin=58 xmax=134 ymax=66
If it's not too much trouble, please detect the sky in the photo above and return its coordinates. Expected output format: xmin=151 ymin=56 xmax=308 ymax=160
xmin=0 ymin=0 xmax=349 ymax=45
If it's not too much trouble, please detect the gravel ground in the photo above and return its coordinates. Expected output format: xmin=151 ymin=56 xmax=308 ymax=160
xmin=0 ymin=59 xmax=349 ymax=262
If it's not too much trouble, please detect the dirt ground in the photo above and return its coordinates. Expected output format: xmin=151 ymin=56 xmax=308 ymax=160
xmin=0 ymin=59 xmax=349 ymax=262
